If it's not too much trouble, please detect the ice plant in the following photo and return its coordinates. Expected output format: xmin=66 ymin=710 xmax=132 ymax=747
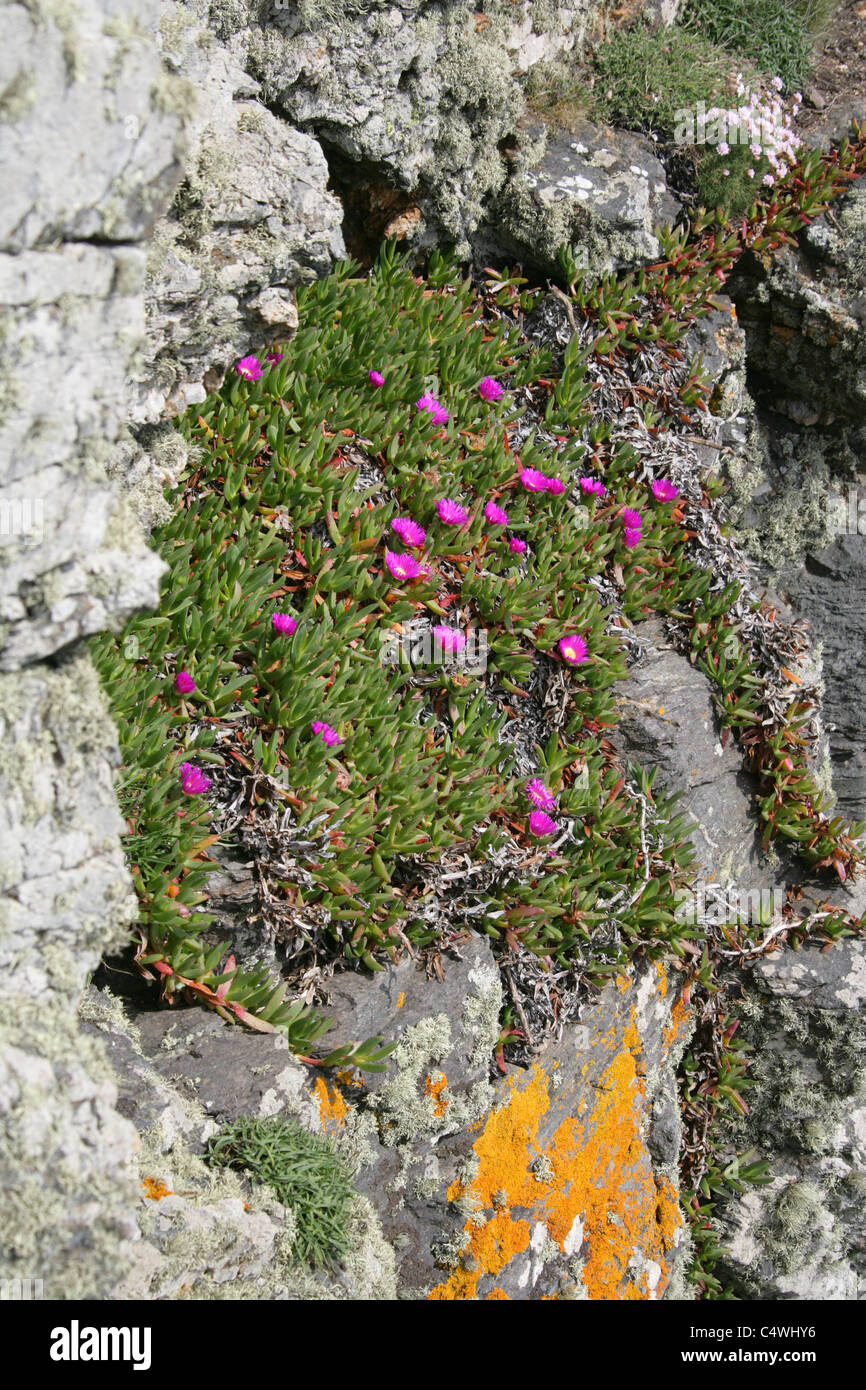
xmin=544 ymin=477 xmax=564 ymax=495
xmin=175 ymin=671 xmax=196 ymax=694
xmin=624 ymin=528 xmax=642 ymax=550
xmin=558 ymin=634 xmax=588 ymax=666
xmin=180 ymin=763 xmax=211 ymax=795
xmin=369 ymin=369 xmax=385 ymax=387
xmin=385 ymin=549 xmax=425 ymax=581
xmin=478 ymin=376 xmax=503 ymax=403
xmin=311 ymin=721 xmax=342 ymax=748
xmin=391 ymin=517 xmax=426 ymax=546
xmin=437 ymin=498 xmax=469 ymax=527
xmin=651 ymin=479 xmax=679 ymax=502
xmin=622 ymin=508 xmax=643 ymax=532
xmin=519 ymin=467 xmax=551 ymax=493
xmin=417 ymin=393 xmax=449 ymax=424
xmin=236 ymin=356 xmax=262 ymax=381
xmin=579 ymin=477 xmax=606 ymax=498
xmin=529 ymin=810 xmax=557 ymax=837
xmin=431 ymin=624 xmax=466 ymax=654
xmin=508 ymin=536 xmax=527 ymax=554
xmin=484 ymin=501 xmax=509 ymax=526
xmin=526 ymin=778 xmax=556 ymax=812
xmin=266 ymin=349 xmax=283 ymax=364
xmin=272 ymin=612 xmax=298 ymax=635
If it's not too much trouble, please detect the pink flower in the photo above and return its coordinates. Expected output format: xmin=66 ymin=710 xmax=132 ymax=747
xmin=391 ymin=516 xmax=427 ymax=546
xmin=417 ymin=393 xmax=450 ymax=424
xmin=544 ymin=477 xmax=564 ymax=495
xmin=478 ymin=376 xmax=503 ymax=402
xmin=651 ymin=479 xmax=679 ymax=502
xmin=529 ymin=810 xmax=557 ymax=837
xmin=385 ymin=549 xmax=425 ymax=581
xmin=484 ymin=501 xmax=509 ymax=526
xmin=526 ymin=778 xmax=556 ymax=812
xmin=369 ymin=369 xmax=385 ymax=386
xmin=180 ymin=763 xmax=211 ymax=795
xmin=266 ymin=349 xmax=283 ymax=364
xmin=558 ymin=634 xmax=588 ymax=666
xmin=272 ymin=612 xmax=298 ymax=635
xmin=622 ymin=508 xmax=643 ymax=531
xmin=431 ymin=624 xmax=466 ymax=653
xmin=236 ymin=356 xmax=262 ymax=381
xmin=175 ymin=671 xmax=196 ymax=694
xmin=311 ymin=721 xmax=342 ymax=748
xmin=624 ymin=528 xmax=642 ymax=550
xmin=508 ymin=537 xmax=527 ymax=554
xmin=437 ymin=498 xmax=469 ymax=527
xmin=718 ymin=141 xmax=730 ymax=156
xmin=579 ymin=477 xmax=606 ymax=498
xmin=520 ymin=467 xmax=551 ymax=492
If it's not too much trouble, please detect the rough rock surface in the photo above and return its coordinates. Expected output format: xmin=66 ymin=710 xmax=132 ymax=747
xmin=713 ymin=940 xmax=866 ymax=1300
xmin=487 ymin=115 xmax=680 ymax=275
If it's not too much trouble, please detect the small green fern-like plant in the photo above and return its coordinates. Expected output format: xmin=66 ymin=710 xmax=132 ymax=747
xmin=206 ymin=1116 xmax=356 ymax=1272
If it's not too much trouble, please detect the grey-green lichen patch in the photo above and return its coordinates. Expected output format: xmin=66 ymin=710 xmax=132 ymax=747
xmin=0 ymin=68 xmax=37 ymax=123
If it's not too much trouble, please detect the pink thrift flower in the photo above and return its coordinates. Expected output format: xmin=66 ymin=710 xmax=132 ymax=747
xmin=622 ymin=508 xmax=643 ymax=531
xmin=437 ymin=498 xmax=469 ymax=526
xmin=526 ymin=778 xmax=556 ymax=812
xmin=651 ymin=480 xmax=679 ymax=502
xmin=624 ymin=528 xmax=642 ymax=550
xmin=484 ymin=501 xmax=509 ymax=526
xmin=529 ymin=810 xmax=557 ymax=837
xmin=478 ymin=376 xmax=504 ymax=403
xmin=431 ymin=624 xmax=466 ymax=653
xmin=559 ymin=634 xmax=588 ymax=666
xmin=236 ymin=356 xmax=262 ymax=381
xmin=519 ymin=467 xmax=550 ymax=493
xmin=175 ymin=671 xmax=196 ymax=695
xmin=369 ymin=369 xmax=385 ymax=386
xmin=385 ymin=549 xmax=425 ymax=582
xmin=272 ymin=612 xmax=298 ymax=635
xmin=311 ymin=721 xmax=342 ymax=748
xmin=579 ymin=477 xmax=606 ymax=498
xmin=508 ymin=536 xmax=527 ymax=554
xmin=391 ymin=516 xmax=427 ymax=546
xmin=180 ymin=763 xmax=211 ymax=795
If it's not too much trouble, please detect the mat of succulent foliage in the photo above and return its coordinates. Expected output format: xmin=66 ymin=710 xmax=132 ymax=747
xmin=91 ymin=125 xmax=866 ymax=1288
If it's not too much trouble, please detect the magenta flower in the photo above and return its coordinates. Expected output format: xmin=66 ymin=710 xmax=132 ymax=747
xmin=519 ymin=467 xmax=550 ymax=493
xmin=544 ymin=477 xmax=564 ymax=495
xmin=484 ymin=501 xmax=509 ymax=526
xmin=431 ymin=624 xmax=466 ymax=654
xmin=369 ymin=369 xmax=385 ymax=387
xmin=236 ymin=356 xmax=262 ymax=381
xmin=311 ymin=720 xmax=342 ymax=748
xmin=624 ymin=528 xmax=642 ymax=550
xmin=651 ymin=479 xmax=679 ymax=502
xmin=529 ymin=810 xmax=557 ymax=837
xmin=437 ymin=498 xmax=469 ymax=527
xmin=175 ymin=671 xmax=196 ymax=695
xmin=622 ymin=508 xmax=643 ymax=531
xmin=559 ymin=634 xmax=588 ymax=666
xmin=417 ymin=393 xmax=449 ymax=424
xmin=385 ymin=549 xmax=425 ymax=582
xmin=180 ymin=762 xmax=211 ymax=795
xmin=478 ymin=376 xmax=504 ymax=403
xmin=508 ymin=536 xmax=527 ymax=554
xmin=579 ymin=477 xmax=606 ymax=498
xmin=526 ymin=778 xmax=556 ymax=812
xmin=391 ymin=516 xmax=427 ymax=547
xmin=272 ymin=612 xmax=298 ymax=635
xmin=266 ymin=349 xmax=283 ymax=364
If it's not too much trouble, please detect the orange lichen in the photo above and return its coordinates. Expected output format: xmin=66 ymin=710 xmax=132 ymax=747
xmin=429 ymin=979 xmax=682 ymax=1301
xmin=336 ymin=1067 xmax=366 ymax=1090
xmin=313 ymin=1076 xmax=348 ymax=1129
xmin=663 ymin=994 xmax=691 ymax=1052
xmin=425 ymin=1072 xmax=449 ymax=1117
xmin=486 ymin=1288 xmax=510 ymax=1300
xmin=142 ymin=1177 xmax=173 ymax=1201
xmin=396 ymin=991 xmax=405 ymax=1008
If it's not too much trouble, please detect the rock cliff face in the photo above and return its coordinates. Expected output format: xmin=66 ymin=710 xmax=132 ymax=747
xmin=0 ymin=0 xmax=863 ymax=1300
